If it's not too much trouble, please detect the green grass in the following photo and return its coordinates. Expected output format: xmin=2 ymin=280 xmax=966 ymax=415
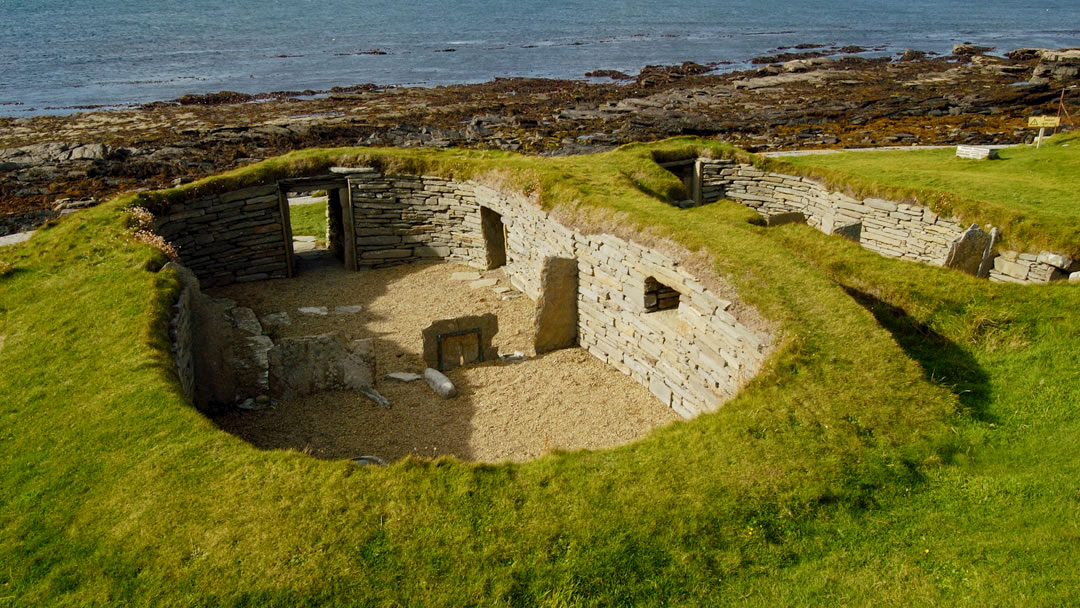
xmin=1 ymin=139 xmax=1079 ymax=605
xmin=778 ymin=132 xmax=1080 ymax=257
xmin=289 ymin=200 xmax=328 ymax=246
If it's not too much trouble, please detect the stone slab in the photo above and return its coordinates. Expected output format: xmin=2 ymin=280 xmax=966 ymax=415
xmin=0 ymin=231 xmax=33 ymax=247
xmin=943 ymin=224 xmax=993 ymax=276
xmin=450 ymin=271 xmax=482 ymax=281
xmin=534 ymin=257 xmax=579 ymax=354
xmin=422 ymin=314 xmax=499 ymax=371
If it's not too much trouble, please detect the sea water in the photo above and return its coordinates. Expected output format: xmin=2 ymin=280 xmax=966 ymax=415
xmin=0 ymin=0 xmax=1077 ymax=116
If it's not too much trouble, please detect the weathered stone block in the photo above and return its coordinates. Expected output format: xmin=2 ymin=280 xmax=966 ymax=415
xmin=424 ymin=368 xmax=457 ymax=398
xmin=994 ymin=256 xmax=1030 ymax=280
xmin=943 ymin=224 xmax=993 ymax=276
xmin=534 ymin=257 xmax=579 ymax=354
xmin=1036 ymin=251 xmax=1074 ymax=270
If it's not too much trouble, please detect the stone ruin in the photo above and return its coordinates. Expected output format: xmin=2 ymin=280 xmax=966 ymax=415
xmin=169 ymin=263 xmax=379 ymax=410
xmin=164 ymin=168 xmax=772 ymax=419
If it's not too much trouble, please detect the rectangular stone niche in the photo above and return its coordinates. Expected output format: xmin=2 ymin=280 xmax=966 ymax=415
xmin=644 ymin=277 xmax=680 ymax=312
xmin=422 ymin=314 xmax=499 ymax=371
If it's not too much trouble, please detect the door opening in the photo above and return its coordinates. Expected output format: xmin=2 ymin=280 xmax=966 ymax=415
xmin=480 ymin=207 xmax=507 ymax=270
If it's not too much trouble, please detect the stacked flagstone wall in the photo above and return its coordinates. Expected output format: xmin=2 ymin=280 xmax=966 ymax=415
xmin=696 ymin=159 xmax=1078 ymax=283
xmin=154 ymin=184 xmax=291 ymax=287
xmin=160 ymin=169 xmax=771 ymax=418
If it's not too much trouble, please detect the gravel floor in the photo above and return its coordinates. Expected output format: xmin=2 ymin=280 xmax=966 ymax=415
xmin=208 ymin=256 xmax=680 ymax=463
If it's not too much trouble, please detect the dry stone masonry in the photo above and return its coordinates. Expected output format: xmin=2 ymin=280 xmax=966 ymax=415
xmin=154 ymin=184 xmax=292 ymax=287
xmin=162 ymin=168 xmax=772 ymax=418
xmin=694 ymin=158 xmax=1077 ymax=283
xmin=161 ymin=151 xmax=1080 ymax=421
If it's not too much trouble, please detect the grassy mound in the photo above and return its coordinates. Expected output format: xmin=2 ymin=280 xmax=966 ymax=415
xmin=0 ymin=139 xmax=1077 ymax=605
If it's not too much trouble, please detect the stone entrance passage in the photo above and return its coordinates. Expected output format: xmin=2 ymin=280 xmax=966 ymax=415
xmin=279 ymin=175 xmax=355 ymax=274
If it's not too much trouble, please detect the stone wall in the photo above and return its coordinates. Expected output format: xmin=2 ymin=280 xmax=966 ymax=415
xmin=169 ymin=275 xmax=197 ymax=403
xmin=701 ymin=159 xmax=969 ymax=265
xmin=990 ymin=250 xmax=1078 ymax=283
xmin=154 ymin=184 xmax=291 ymax=287
xmin=469 ymin=183 xmax=770 ymax=419
xmin=254 ymin=171 xmax=768 ymax=417
xmin=161 ymin=170 xmax=771 ymax=418
xmin=342 ymin=169 xmax=486 ymax=269
xmin=697 ymin=159 xmax=1079 ymax=283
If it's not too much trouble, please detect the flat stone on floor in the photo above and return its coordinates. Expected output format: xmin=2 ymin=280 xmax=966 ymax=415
xmin=450 ymin=271 xmax=482 ymax=281
xmin=298 ymin=306 xmax=329 ymax=316
xmin=294 ymin=240 xmax=318 ymax=253
xmin=470 ymin=278 xmax=498 ymax=288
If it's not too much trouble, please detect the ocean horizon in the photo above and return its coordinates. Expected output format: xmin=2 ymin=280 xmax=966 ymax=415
xmin=1 ymin=0 xmax=1078 ymax=117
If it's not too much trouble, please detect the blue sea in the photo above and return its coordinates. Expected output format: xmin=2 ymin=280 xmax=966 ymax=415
xmin=1 ymin=0 xmax=1078 ymax=116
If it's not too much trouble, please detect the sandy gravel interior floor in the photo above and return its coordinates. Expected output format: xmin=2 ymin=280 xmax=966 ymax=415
xmin=208 ymin=255 xmax=680 ymax=463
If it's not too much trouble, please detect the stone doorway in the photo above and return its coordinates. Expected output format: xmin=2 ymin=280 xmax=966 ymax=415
xmin=279 ymin=176 xmax=355 ymax=274
xmin=481 ymin=207 xmax=507 ymax=270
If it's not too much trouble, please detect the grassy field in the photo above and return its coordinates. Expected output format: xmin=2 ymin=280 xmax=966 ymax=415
xmin=777 ymin=132 xmax=1080 ymax=256
xmin=0 ymin=139 xmax=1078 ymax=606
xmin=289 ymin=199 xmax=328 ymax=246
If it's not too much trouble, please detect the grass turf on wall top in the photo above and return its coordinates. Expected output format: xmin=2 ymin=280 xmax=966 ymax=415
xmin=0 ymin=139 xmax=1078 ymax=605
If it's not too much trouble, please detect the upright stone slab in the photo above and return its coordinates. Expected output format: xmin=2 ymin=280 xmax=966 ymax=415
xmin=944 ymin=224 xmax=993 ymax=276
xmin=422 ymin=314 xmax=499 ymax=371
xmin=534 ymin=256 xmax=579 ymax=354
xmin=976 ymin=227 xmax=1000 ymax=278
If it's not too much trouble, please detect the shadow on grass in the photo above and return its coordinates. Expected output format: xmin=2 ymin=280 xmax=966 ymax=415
xmin=844 ymin=287 xmax=994 ymax=423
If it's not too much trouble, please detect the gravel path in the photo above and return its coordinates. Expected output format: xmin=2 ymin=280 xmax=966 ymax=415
xmin=209 ymin=260 xmax=680 ymax=463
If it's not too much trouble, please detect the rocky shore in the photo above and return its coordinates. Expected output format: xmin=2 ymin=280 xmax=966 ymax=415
xmin=1 ymin=46 xmax=1077 ymax=236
